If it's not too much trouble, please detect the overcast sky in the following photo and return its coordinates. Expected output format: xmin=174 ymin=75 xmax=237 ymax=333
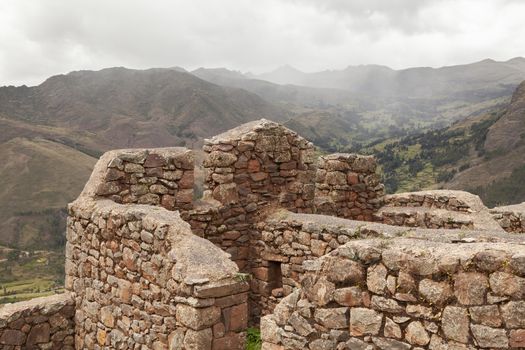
xmin=0 ymin=0 xmax=524 ymax=86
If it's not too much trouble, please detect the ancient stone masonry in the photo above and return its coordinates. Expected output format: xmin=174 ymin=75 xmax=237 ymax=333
xmin=377 ymin=190 xmax=505 ymax=232
xmin=491 ymin=203 xmax=525 ymax=233
xmin=66 ymin=149 xmax=249 ymax=349
xmin=0 ymin=293 xmax=75 ymax=349
xmin=315 ymin=153 xmax=384 ymax=221
xmin=175 ymin=120 xmax=320 ymax=272
xmin=254 ymin=212 xmax=400 ymax=316
xmin=3 ymin=118 xmax=525 ymax=349
xmin=202 ymin=119 xmax=317 ymax=213
xmin=93 ymin=147 xmax=195 ymax=211
xmin=261 ymin=232 xmax=525 ymax=350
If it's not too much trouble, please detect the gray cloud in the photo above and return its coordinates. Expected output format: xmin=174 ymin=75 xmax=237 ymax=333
xmin=0 ymin=0 xmax=524 ymax=86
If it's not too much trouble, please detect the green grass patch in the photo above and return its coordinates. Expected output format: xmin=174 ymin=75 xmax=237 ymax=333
xmin=246 ymin=327 xmax=262 ymax=350
xmin=0 ymin=250 xmax=64 ymax=304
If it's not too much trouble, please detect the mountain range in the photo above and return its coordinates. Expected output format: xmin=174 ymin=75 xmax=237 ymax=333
xmin=1 ymin=58 xmax=525 ymax=250
xmin=194 ymin=58 xmax=525 ymax=146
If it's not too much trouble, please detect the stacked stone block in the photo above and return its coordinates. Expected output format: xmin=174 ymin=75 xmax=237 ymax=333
xmin=315 ymin=153 xmax=384 ymax=221
xmin=200 ymin=119 xmax=316 ymax=320
xmin=202 ymin=119 xmax=316 ymax=212
xmin=490 ymin=204 xmax=525 ymax=233
xmin=379 ymin=207 xmax=475 ymax=229
xmin=94 ymin=147 xmax=194 ymax=211
xmin=383 ymin=191 xmax=473 ymax=212
xmin=0 ymin=293 xmax=75 ymax=349
xmin=261 ymin=237 xmax=525 ymax=349
xmin=255 ymin=213 xmax=379 ymax=316
xmin=379 ymin=190 xmax=506 ymax=232
xmin=66 ymin=149 xmax=249 ymax=349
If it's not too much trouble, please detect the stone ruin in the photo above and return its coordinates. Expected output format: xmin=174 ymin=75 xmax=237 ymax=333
xmin=1 ymin=119 xmax=525 ymax=349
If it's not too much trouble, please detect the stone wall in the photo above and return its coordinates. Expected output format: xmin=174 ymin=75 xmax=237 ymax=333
xmin=66 ymin=149 xmax=249 ymax=349
xmin=93 ymin=147 xmax=194 ymax=211
xmin=314 ymin=153 xmax=384 ymax=221
xmin=253 ymin=212 xmax=396 ymax=317
xmin=378 ymin=190 xmax=505 ymax=232
xmin=0 ymin=293 xmax=75 ymax=349
xmin=491 ymin=203 xmax=525 ymax=233
xmin=198 ymin=120 xmax=318 ymax=320
xmin=382 ymin=191 xmax=473 ymax=211
xmin=261 ymin=235 xmax=525 ymax=349
xmin=202 ymin=119 xmax=316 ymax=213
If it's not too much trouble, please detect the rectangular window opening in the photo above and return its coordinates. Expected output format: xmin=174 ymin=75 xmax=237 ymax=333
xmin=268 ymin=260 xmax=283 ymax=291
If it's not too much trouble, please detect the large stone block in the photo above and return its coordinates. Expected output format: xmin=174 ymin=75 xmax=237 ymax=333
xmin=176 ymin=304 xmax=221 ymax=330
xmin=454 ymin=272 xmax=489 ymax=305
xmin=349 ymin=308 xmax=382 ymax=336
xmin=442 ymin=306 xmax=470 ymax=343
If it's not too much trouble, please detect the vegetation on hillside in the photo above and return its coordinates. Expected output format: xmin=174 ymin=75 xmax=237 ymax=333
xmin=363 ymin=110 xmax=503 ymax=194
xmin=469 ymin=164 xmax=525 ymax=207
xmin=0 ymin=248 xmax=64 ymax=304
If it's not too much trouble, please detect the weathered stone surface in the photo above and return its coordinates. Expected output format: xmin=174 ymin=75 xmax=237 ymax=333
xmin=212 ymin=183 xmax=239 ymax=203
xmin=501 ymin=301 xmax=525 ymax=328
xmin=419 ymin=279 xmax=452 ymax=305
xmin=490 ymin=271 xmax=525 ymax=298
xmin=370 ymin=296 xmax=403 ymax=313
xmin=349 ymin=308 xmax=382 ymax=336
xmin=303 ymin=276 xmax=335 ymax=306
xmin=100 ymin=306 xmax=115 ymax=327
xmin=469 ymin=305 xmax=502 ymax=327
xmin=260 ymin=316 xmax=282 ymax=345
xmin=384 ymin=317 xmax=402 ymax=339
xmin=325 ymin=258 xmax=364 ymax=283
xmin=344 ymin=338 xmax=371 ymax=350
xmin=397 ymin=271 xmax=416 ymax=293
xmin=314 ymin=307 xmax=348 ymax=329
xmin=0 ymin=329 xmax=26 ymax=345
xmin=454 ymin=272 xmax=489 ymax=305
xmin=184 ymin=328 xmax=213 ymax=350
xmin=176 ymin=304 xmax=221 ymax=330
xmin=26 ymin=322 xmax=50 ymax=345
xmin=367 ymin=264 xmax=387 ymax=294
xmin=372 ymin=337 xmax=411 ymax=350
xmin=224 ymin=303 xmax=248 ymax=332
xmin=333 ymin=287 xmax=370 ymax=307
xmin=405 ymin=321 xmax=430 ymax=346
xmin=288 ymin=312 xmax=314 ymax=336
xmin=205 ymin=151 xmax=237 ymax=167
xmin=510 ymin=329 xmax=525 ymax=348
xmin=471 ymin=324 xmax=508 ymax=348
xmin=308 ymin=338 xmax=336 ymax=350
xmin=442 ymin=306 xmax=470 ymax=343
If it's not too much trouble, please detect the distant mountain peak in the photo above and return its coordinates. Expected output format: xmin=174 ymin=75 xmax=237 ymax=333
xmin=269 ymin=64 xmax=304 ymax=75
xmin=191 ymin=67 xmax=247 ymax=80
xmin=477 ymin=58 xmax=497 ymax=64
xmin=507 ymin=57 xmax=525 ymax=64
xmin=168 ymin=66 xmax=188 ymax=73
